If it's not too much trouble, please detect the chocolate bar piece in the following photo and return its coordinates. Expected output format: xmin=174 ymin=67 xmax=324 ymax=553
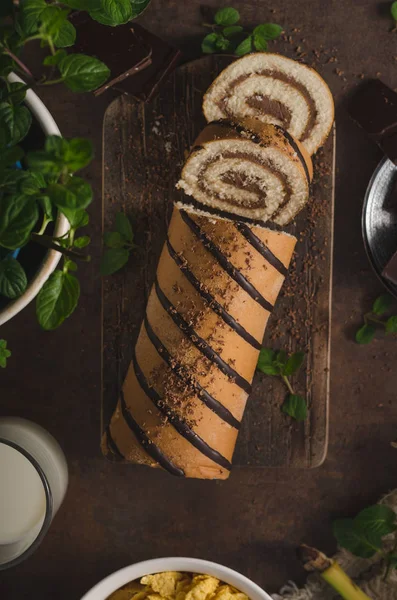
xmin=71 ymin=14 xmax=181 ymax=101
xmin=382 ymin=249 xmax=397 ymax=285
xmin=349 ymin=79 xmax=397 ymax=165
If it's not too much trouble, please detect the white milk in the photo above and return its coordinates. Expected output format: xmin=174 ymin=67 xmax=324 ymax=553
xmin=0 ymin=443 xmax=46 ymax=545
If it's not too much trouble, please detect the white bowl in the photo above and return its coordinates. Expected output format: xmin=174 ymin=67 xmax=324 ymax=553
xmin=0 ymin=74 xmax=69 ymax=326
xmin=81 ymin=558 xmax=273 ymax=600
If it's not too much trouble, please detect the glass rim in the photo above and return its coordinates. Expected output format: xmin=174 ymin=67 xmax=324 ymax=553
xmin=0 ymin=438 xmax=53 ymax=571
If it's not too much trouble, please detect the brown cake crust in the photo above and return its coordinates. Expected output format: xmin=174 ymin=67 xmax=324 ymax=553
xmin=102 ymin=208 xmax=297 ymax=479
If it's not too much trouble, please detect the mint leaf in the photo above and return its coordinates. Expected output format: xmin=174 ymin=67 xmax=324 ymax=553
xmin=0 ymin=258 xmax=28 ymax=299
xmin=42 ymin=136 xmax=93 ymax=172
xmin=281 ymin=394 xmax=307 ymax=421
xmin=36 ymin=270 xmax=80 ymax=330
xmin=333 ymin=518 xmax=381 ymax=558
xmin=39 ymin=6 xmax=76 ymax=48
xmin=214 ymin=7 xmax=240 ymax=26
xmin=18 ymin=0 xmax=47 ymax=35
xmin=89 ymin=0 xmax=132 ymax=26
xmin=45 ymin=135 xmax=69 ymax=156
xmin=0 ymin=339 xmax=11 ymax=368
xmin=0 ymin=82 xmax=27 ymax=105
xmin=354 ymin=505 xmax=397 ymax=538
xmin=65 ymin=138 xmax=93 ymax=172
xmin=48 ymin=177 xmax=92 ymax=215
xmin=257 ymin=363 xmax=280 ymax=376
xmin=73 ymin=235 xmax=90 ymax=248
xmin=223 ymin=25 xmax=243 ymax=37
xmin=20 ymin=171 xmax=46 ymax=195
xmin=386 ymin=316 xmax=397 ymax=334
xmin=104 ymin=231 xmax=124 ymax=248
xmin=115 ymin=212 xmax=133 ymax=242
xmin=276 ymin=350 xmax=287 ymax=366
xmin=356 ymin=323 xmax=376 ymax=344
xmin=26 ymin=151 xmax=63 ymax=177
xmin=0 ymin=102 xmax=32 ymax=146
xmin=253 ymin=35 xmax=268 ymax=51
xmin=66 ymin=208 xmax=89 ymax=229
xmin=283 ymin=352 xmax=305 ymax=376
xmin=130 ymin=0 xmax=151 ymax=18
xmin=43 ymin=49 xmax=67 ymax=66
xmin=38 ymin=196 xmax=54 ymax=222
xmin=235 ymin=36 xmax=253 ymax=56
xmin=64 ymin=259 xmax=78 ymax=272
xmin=257 ymin=348 xmax=276 ymax=367
xmin=253 ymin=23 xmax=282 ymax=40
xmin=392 ymin=1 xmax=397 ymax=21
xmin=0 ymin=195 xmax=39 ymax=249
xmin=202 ymin=33 xmax=220 ymax=54
xmin=101 ymin=248 xmax=130 ymax=275
xmin=58 ymin=54 xmax=110 ymax=92
xmin=373 ymin=294 xmax=393 ymax=316
xmin=216 ymin=35 xmax=231 ymax=51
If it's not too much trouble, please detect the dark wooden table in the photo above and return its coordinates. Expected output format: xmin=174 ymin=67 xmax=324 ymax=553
xmin=1 ymin=1 xmax=397 ymax=597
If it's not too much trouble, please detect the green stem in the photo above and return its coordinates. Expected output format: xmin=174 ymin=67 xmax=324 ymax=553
xmin=48 ymin=38 xmax=56 ymax=56
xmin=23 ymin=34 xmax=43 ymax=44
xmin=364 ymin=313 xmax=386 ymax=327
xmin=36 ymin=216 xmax=52 ymax=236
xmin=3 ymin=48 xmax=34 ymax=81
xmin=202 ymin=22 xmax=215 ymax=28
xmin=30 ymin=233 xmax=90 ymax=262
xmin=282 ymin=375 xmax=294 ymax=395
xmin=322 ymin=563 xmax=372 ymax=600
xmin=40 ymin=77 xmax=64 ymax=86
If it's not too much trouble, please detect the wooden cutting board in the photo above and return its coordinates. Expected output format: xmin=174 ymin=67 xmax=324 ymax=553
xmin=101 ymin=55 xmax=335 ymax=469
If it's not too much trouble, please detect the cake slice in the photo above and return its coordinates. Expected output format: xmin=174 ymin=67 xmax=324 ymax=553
xmin=176 ymin=119 xmax=313 ymax=226
xmin=203 ymin=53 xmax=334 ymax=156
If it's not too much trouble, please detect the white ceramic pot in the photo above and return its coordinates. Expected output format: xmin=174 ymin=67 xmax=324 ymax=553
xmin=0 ymin=74 xmax=69 ymax=326
xmin=81 ymin=557 xmax=273 ymax=600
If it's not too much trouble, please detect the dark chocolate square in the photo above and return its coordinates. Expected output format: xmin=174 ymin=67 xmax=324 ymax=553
xmin=71 ymin=13 xmax=181 ymax=101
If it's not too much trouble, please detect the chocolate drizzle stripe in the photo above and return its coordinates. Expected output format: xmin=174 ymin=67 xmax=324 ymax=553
xmin=211 ymin=119 xmax=310 ymax=184
xmin=132 ymin=353 xmax=232 ymax=471
xmin=273 ymin=125 xmax=311 ymax=184
xmin=144 ymin=314 xmax=241 ymax=429
xmin=120 ymin=388 xmax=185 ymax=477
xmin=180 ymin=210 xmax=274 ymax=314
xmin=166 ymin=238 xmax=261 ymax=351
xmin=154 ymin=279 xmax=252 ymax=394
xmin=106 ymin=426 xmax=124 ymax=460
xmin=234 ymin=222 xmax=288 ymax=277
xmin=176 ymin=197 xmax=277 ymax=228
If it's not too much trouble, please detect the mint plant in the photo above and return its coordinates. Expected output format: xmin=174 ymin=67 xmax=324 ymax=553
xmin=0 ymin=0 xmax=152 ymax=344
xmin=256 ymin=348 xmax=307 ymax=421
xmin=101 ymin=212 xmax=135 ymax=275
xmin=0 ymin=339 xmax=11 ymax=367
xmin=333 ymin=504 xmax=397 ymax=578
xmin=201 ymin=7 xmax=282 ymax=56
xmin=356 ymin=294 xmax=397 ymax=344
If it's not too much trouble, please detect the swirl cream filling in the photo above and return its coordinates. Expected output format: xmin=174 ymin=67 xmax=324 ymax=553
xmin=177 ymin=139 xmax=308 ymax=225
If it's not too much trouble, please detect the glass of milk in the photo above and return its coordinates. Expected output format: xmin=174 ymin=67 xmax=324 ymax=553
xmin=0 ymin=417 xmax=68 ymax=570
